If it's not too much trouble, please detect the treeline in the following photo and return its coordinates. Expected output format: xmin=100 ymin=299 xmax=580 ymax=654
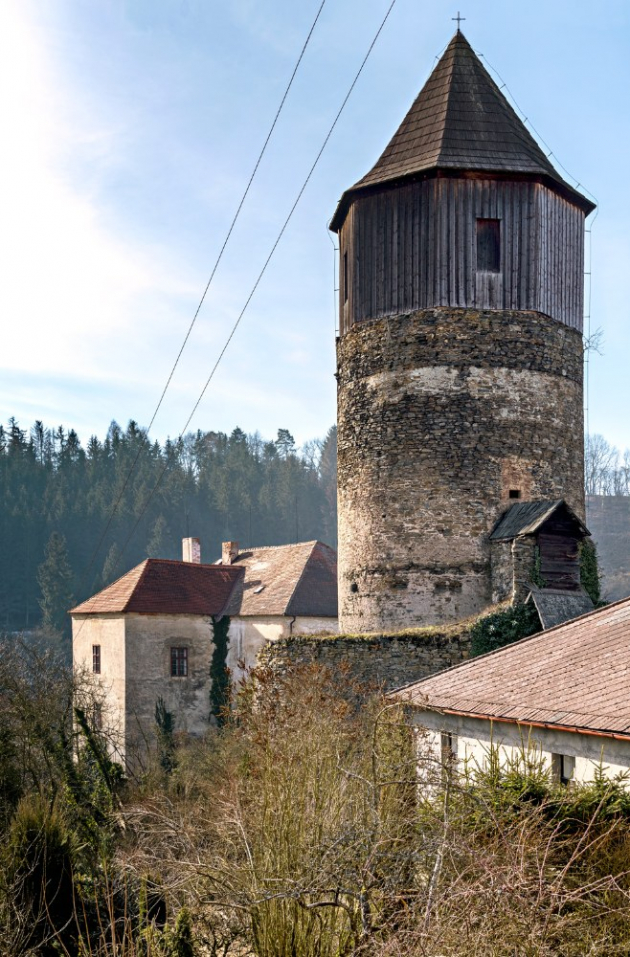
xmin=585 ymin=433 xmax=630 ymax=495
xmin=0 ymin=418 xmax=337 ymax=633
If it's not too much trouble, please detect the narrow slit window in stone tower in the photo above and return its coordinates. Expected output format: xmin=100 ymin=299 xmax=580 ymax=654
xmin=477 ymin=218 xmax=501 ymax=272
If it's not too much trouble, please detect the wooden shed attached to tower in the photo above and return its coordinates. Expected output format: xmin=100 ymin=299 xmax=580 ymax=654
xmin=489 ymin=499 xmax=594 ymax=627
xmin=332 ymin=31 xmax=594 ymax=634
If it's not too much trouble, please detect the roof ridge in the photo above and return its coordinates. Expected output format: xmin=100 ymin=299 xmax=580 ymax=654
xmin=235 ymin=540 xmax=318 ymax=554
xmin=145 ymin=557 xmax=239 ymax=569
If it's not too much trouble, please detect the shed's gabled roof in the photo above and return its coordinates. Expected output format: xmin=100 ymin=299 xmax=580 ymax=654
xmin=393 ymin=595 xmax=630 ymax=738
xmin=219 ymin=541 xmax=338 ymax=619
xmin=70 ymin=559 xmax=243 ymax=618
xmin=331 ymin=31 xmax=594 ymax=230
xmin=490 ymin=499 xmax=589 ymax=542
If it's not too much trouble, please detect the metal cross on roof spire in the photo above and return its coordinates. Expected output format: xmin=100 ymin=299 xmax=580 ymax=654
xmin=452 ymin=11 xmax=466 ymax=31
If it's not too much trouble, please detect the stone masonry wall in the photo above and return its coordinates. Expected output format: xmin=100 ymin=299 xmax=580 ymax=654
xmin=336 ymin=307 xmax=584 ymax=633
xmin=257 ymin=627 xmax=472 ymax=694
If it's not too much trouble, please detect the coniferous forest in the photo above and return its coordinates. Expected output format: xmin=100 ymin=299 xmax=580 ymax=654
xmin=0 ymin=418 xmax=337 ymax=634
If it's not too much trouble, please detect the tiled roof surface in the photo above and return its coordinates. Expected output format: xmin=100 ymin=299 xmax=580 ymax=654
xmin=490 ymin=499 xmax=588 ymax=541
xmin=393 ymin=596 xmax=630 ymax=737
xmin=529 ymin=587 xmax=594 ymax=630
xmin=332 ymin=31 xmax=593 ymax=228
xmin=223 ymin=541 xmax=338 ymax=618
xmin=70 ymin=560 xmax=243 ymax=617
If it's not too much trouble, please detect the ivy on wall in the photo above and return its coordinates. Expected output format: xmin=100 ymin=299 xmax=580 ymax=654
xmin=470 ymin=603 xmax=541 ymax=658
xmin=580 ymin=539 xmax=603 ymax=606
xmin=210 ymin=616 xmax=231 ymax=725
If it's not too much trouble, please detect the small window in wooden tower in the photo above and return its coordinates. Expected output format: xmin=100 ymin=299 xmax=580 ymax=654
xmin=476 ymin=218 xmax=501 ymax=273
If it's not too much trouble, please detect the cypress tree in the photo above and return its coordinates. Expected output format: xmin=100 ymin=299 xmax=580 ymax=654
xmin=37 ymin=532 xmax=74 ymax=635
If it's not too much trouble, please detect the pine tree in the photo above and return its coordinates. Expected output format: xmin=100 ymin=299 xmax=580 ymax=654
xmin=37 ymin=532 xmax=74 ymax=634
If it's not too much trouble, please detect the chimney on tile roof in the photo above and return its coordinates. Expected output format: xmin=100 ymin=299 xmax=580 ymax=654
xmin=182 ymin=537 xmax=201 ymax=564
xmin=222 ymin=541 xmax=239 ymax=565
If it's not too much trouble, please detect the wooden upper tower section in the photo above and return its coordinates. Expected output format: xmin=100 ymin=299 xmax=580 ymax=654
xmin=331 ymin=32 xmax=595 ymax=335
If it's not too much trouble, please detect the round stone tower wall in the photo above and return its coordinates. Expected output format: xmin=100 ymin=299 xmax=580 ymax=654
xmin=336 ymin=307 xmax=585 ymax=633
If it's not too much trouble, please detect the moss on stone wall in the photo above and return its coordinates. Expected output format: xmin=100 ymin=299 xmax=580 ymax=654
xmin=257 ymin=619 xmax=474 ymax=693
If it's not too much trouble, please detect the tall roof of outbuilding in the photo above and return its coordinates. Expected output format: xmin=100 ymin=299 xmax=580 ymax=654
xmin=219 ymin=541 xmax=338 ymax=619
xmin=70 ymin=559 xmax=243 ymax=618
xmin=331 ymin=31 xmax=594 ymax=230
xmin=392 ymin=595 xmax=630 ymax=738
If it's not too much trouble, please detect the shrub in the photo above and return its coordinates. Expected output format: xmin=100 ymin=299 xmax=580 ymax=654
xmin=469 ymin=602 xmax=541 ymax=657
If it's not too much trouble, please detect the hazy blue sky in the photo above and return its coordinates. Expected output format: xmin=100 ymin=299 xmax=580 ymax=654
xmin=1 ymin=0 xmax=628 ymax=449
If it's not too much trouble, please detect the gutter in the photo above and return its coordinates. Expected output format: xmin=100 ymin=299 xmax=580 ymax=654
xmin=427 ymin=707 xmax=630 ymax=744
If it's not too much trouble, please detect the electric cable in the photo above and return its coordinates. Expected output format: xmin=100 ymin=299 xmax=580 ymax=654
xmin=108 ymin=0 xmax=398 ymax=578
xmin=74 ymin=0 xmax=327 ymax=603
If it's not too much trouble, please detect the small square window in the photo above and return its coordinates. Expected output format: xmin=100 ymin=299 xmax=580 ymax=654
xmin=561 ymin=754 xmax=575 ymax=785
xmin=552 ymin=752 xmax=576 ymax=785
xmin=440 ymin=731 xmax=458 ymax=766
xmin=171 ymin=647 xmax=188 ymax=678
xmin=509 ymin=489 xmax=521 ymax=500
xmin=92 ymin=645 xmax=101 ymax=674
xmin=477 ymin=218 xmax=501 ymax=273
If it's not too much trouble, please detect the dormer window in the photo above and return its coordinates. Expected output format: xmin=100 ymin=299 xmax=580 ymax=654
xmin=477 ymin=218 xmax=501 ymax=273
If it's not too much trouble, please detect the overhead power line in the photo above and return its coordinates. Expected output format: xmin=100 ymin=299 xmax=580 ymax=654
xmin=74 ymin=1 xmax=327 ymax=602
xmin=109 ymin=0 xmax=398 ymax=577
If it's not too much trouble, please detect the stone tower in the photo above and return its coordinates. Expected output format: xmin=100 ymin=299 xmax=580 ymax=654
xmin=331 ymin=32 xmax=595 ymax=634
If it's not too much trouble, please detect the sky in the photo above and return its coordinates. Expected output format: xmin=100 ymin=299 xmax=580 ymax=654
xmin=1 ymin=0 xmax=629 ymax=450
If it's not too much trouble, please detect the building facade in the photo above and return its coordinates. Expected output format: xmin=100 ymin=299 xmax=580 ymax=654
xmin=331 ymin=31 xmax=594 ymax=633
xmin=71 ymin=552 xmax=243 ymax=770
xmin=393 ymin=597 xmax=630 ymax=788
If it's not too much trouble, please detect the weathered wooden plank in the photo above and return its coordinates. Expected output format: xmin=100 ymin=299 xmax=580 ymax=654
xmin=343 ymin=176 xmax=585 ymax=328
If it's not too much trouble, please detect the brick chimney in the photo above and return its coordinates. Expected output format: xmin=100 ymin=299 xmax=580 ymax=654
xmin=222 ymin=541 xmax=239 ymax=565
xmin=182 ymin=537 xmax=201 ymax=564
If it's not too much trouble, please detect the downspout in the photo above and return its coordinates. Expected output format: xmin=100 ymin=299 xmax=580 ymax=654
xmin=288 ymin=616 xmax=297 ymax=636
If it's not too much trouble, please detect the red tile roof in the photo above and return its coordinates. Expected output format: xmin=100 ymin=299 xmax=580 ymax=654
xmin=393 ymin=596 xmax=630 ymax=738
xmin=220 ymin=541 xmax=338 ymax=618
xmin=70 ymin=560 xmax=243 ymax=617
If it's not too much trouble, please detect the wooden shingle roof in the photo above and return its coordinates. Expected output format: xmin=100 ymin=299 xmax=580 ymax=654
xmin=331 ymin=31 xmax=594 ymax=230
xmin=393 ymin=596 xmax=630 ymax=738
xmin=490 ymin=499 xmax=589 ymax=542
xmin=221 ymin=541 xmax=338 ymax=619
xmin=70 ymin=560 xmax=243 ymax=618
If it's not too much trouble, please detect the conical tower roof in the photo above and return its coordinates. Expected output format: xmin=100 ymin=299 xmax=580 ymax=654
xmin=331 ymin=32 xmax=593 ymax=229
